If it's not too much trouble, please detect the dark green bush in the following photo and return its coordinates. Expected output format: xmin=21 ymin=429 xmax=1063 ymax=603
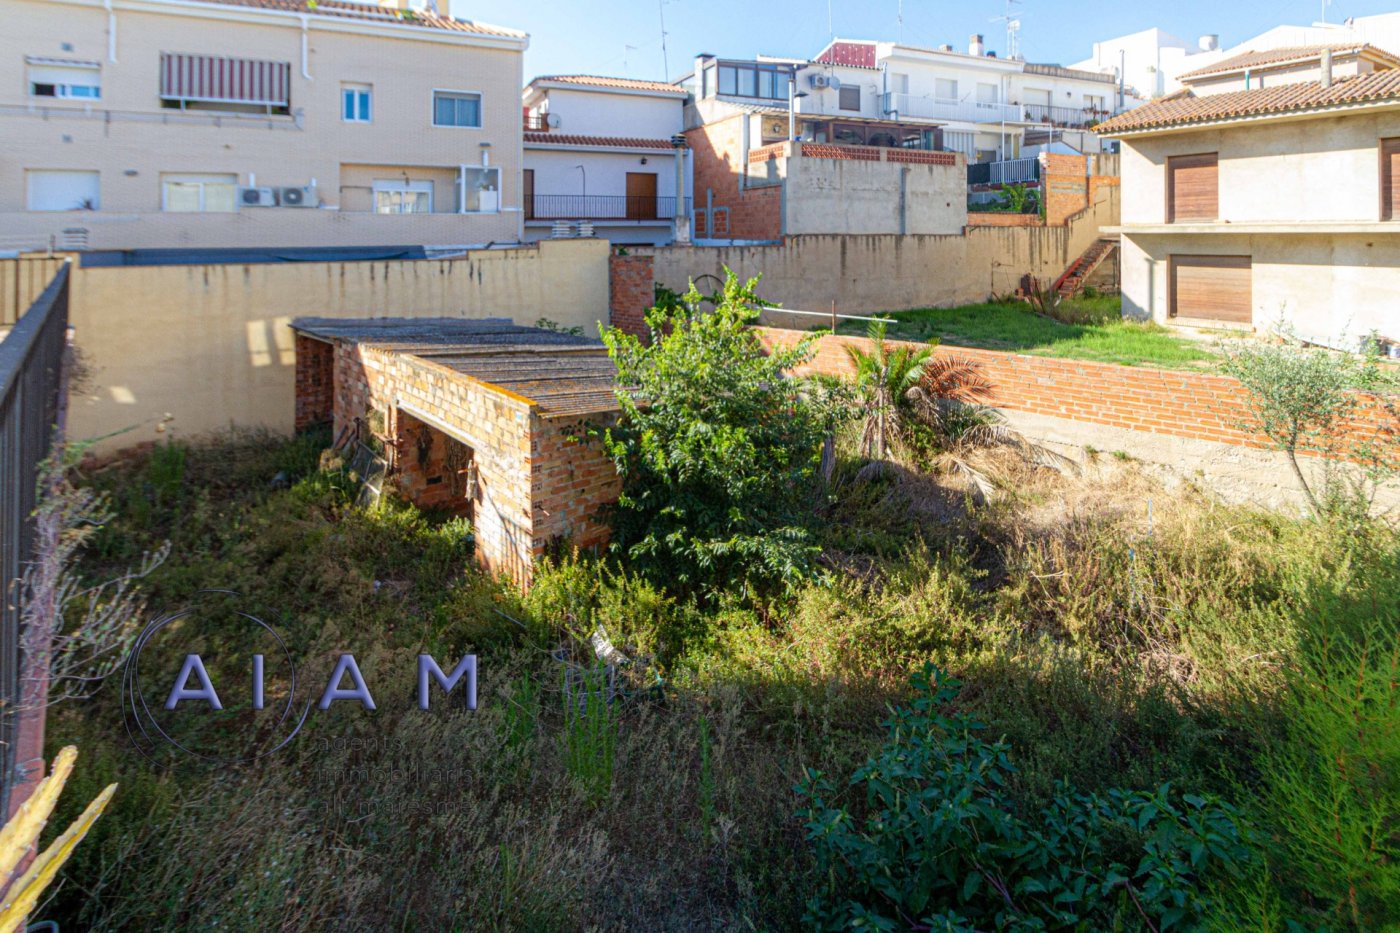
xmin=798 ymin=664 xmax=1253 ymax=931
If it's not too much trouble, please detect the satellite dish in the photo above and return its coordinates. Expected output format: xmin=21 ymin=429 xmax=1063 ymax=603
xmin=546 ymin=112 xmax=562 ymax=128
xmin=827 ymin=75 xmax=842 ymax=90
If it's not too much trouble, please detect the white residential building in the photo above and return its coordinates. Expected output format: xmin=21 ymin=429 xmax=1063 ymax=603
xmin=521 ymin=75 xmax=688 ymax=245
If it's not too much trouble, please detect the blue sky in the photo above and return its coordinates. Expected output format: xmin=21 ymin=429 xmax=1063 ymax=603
xmin=449 ymin=0 xmax=1400 ymax=82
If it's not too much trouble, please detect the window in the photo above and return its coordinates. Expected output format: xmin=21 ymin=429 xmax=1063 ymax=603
xmin=838 ymin=85 xmax=861 ymax=111
xmin=1170 ymin=255 xmax=1251 ymax=323
xmin=1382 ymin=138 xmax=1400 ymax=220
xmin=160 ymin=53 xmax=290 ymax=113
xmin=433 ymin=91 xmax=481 ymax=128
xmin=976 ymin=83 xmax=999 ymax=104
xmin=161 ymin=174 xmax=238 ymax=212
xmin=342 ymin=83 xmax=372 ymax=123
xmin=890 ymin=72 xmax=909 ymax=94
xmin=26 ymin=170 xmax=99 ymax=211
xmin=373 ymin=179 xmax=433 ymax=214
xmin=28 ymin=58 xmax=101 ymax=99
xmin=714 ymin=63 xmax=792 ymax=100
xmin=1167 ymin=152 xmax=1218 ymax=223
xmin=461 ymin=166 xmax=500 ymax=213
xmin=935 ymin=78 xmax=957 ymax=101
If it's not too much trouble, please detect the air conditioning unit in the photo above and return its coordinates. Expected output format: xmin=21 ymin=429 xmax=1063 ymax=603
xmin=278 ymin=185 xmax=315 ymax=208
xmin=239 ymin=186 xmax=276 ymax=208
xmin=809 ymin=73 xmax=830 ymax=90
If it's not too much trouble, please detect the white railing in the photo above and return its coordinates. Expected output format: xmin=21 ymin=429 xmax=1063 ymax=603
xmin=990 ymin=158 xmax=1040 ymax=185
xmin=882 ymin=92 xmax=1022 ymax=125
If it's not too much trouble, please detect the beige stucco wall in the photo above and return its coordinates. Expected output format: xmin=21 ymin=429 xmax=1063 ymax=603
xmin=65 ymin=238 xmax=610 ymax=452
xmin=2 ymin=0 xmax=525 ymax=248
xmin=1120 ymin=110 xmax=1400 ymax=224
xmin=1118 ymin=109 xmax=1400 ymax=340
xmin=1121 ymin=232 xmax=1400 ymax=343
xmin=646 ymin=183 xmax=1117 ymax=313
xmin=784 ymin=155 xmax=967 ymax=236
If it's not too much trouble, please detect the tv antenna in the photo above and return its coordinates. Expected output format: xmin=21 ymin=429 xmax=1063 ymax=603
xmin=658 ymin=0 xmax=671 ymax=79
xmin=992 ymin=0 xmax=1023 ymax=59
xmin=1321 ymin=0 xmax=1331 ymax=24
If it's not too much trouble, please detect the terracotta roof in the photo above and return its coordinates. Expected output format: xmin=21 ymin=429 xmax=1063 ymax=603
xmin=175 ymin=0 xmax=526 ymax=38
xmin=523 ymin=132 xmax=677 ymax=149
xmin=1096 ymin=70 xmax=1400 ymax=134
xmin=1178 ymin=43 xmax=1400 ymax=80
xmin=530 ymin=75 xmax=688 ymax=95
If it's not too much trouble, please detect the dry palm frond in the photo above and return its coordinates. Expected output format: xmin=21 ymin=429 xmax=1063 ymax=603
xmin=921 ymin=355 xmax=997 ymax=406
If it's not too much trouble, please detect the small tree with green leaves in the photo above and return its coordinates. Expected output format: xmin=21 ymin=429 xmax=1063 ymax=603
xmin=1219 ymin=341 xmax=1386 ymax=514
xmin=600 ymin=270 xmax=827 ymax=600
xmin=844 ymin=319 xmax=938 ymax=465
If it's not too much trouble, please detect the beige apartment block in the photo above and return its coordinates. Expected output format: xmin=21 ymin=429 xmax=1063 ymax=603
xmin=0 ymin=0 xmax=527 ymax=251
xmin=1099 ymin=45 xmax=1400 ymax=350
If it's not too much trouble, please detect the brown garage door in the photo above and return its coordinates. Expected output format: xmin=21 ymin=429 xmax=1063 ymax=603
xmin=1382 ymin=138 xmax=1400 ymax=220
xmin=1170 ymin=255 xmax=1252 ymax=324
xmin=1167 ymin=153 xmax=1218 ymax=223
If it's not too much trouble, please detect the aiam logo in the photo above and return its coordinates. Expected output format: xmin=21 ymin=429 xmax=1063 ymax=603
xmin=122 ymin=590 xmax=477 ymax=766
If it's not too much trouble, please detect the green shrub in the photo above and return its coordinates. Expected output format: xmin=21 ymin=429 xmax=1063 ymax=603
xmin=798 ymin=664 xmax=1253 ymax=931
xmin=601 ymin=269 xmax=829 ymax=600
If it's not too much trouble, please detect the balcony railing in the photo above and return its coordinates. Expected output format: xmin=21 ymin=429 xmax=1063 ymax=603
xmin=1022 ymin=104 xmax=1112 ymax=129
xmin=522 ymin=113 xmax=549 ymax=132
xmin=525 ymin=195 xmax=689 ymax=221
xmin=882 ymin=92 xmax=1022 ymax=125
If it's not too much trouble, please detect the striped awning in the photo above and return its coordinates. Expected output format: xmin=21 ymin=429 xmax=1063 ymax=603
xmin=159 ymin=53 xmax=291 ymax=106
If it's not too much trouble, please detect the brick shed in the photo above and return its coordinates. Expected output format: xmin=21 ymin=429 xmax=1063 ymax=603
xmin=290 ymin=317 xmax=622 ymax=586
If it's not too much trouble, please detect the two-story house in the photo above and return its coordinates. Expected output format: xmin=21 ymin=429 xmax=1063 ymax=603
xmin=521 ymin=75 xmax=689 ymax=245
xmin=1 ymin=0 xmax=527 ymax=252
xmin=1097 ymin=44 xmax=1400 ymax=346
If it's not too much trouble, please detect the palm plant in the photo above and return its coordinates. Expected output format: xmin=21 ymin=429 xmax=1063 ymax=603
xmin=844 ymin=320 xmax=937 ymax=464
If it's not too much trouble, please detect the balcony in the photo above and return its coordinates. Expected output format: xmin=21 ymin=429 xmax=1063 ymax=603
xmin=524 ymin=195 xmax=689 ymax=222
xmin=1022 ymin=104 xmax=1113 ymax=129
xmin=522 ymin=112 xmax=549 ymax=132
xmin=881 ymin=92 xmax=1023 ymax=126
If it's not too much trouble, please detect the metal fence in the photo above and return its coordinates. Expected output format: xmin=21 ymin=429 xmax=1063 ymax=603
xmin=525 ymin=195 xmax=689 ymax=221
xmin=0 ymin=263 xmax=70 ymax=816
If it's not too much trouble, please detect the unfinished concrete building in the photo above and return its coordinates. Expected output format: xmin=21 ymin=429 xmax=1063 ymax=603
xmin=290 ymin=317 xmax=621 ymax=585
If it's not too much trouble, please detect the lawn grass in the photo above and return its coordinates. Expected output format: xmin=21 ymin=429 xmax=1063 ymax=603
xmin=836 ymin=295 xmax=1220 ymax=370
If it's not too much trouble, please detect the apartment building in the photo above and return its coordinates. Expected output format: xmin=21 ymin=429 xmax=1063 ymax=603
xmin=521 ymin=75 xmax=688 ymax=246
xmin=1 ymin=0 xmax=527 ymax=252
xmin=1097 ymin=45 xmax=1400 ymax=347
xmin=683 ymin=54 xmax=963 ymax=241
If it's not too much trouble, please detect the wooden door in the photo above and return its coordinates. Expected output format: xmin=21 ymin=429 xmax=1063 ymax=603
xmin=1167 ymin=153 xmax=1218 ymax=223
xmin=1381 ymin=138 xmax=1400 ymax=220
xmin=1170 ymin=255 xmax=1251 ymax=324
xmin=626 ymin=172 xmax=657 ymax=220
xmin=522 ymin=169 xmax=535 ymax=220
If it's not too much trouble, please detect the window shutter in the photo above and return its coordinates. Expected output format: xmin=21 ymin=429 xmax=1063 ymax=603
xmin=1167 ymin=153 xmax=1218 ymax=223
xmin=1170 ymin=255 xmax=1251 ymax=324
xmin=1382 ymin=138 xmax=1400 ymax=220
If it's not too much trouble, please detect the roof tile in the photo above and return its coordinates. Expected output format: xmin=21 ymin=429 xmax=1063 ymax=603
xmin=176 ymin=0 xmax=525 ymax=37
xmin=1096 ymin=69 xmax=1400 ymax=134
xmin=530 ymin=75 xmax=688 ymax=94
xmin=523 ymin=132 xmax=677 ymax=149
xmin=1178 ymin=43 xmax=1400 ymax=80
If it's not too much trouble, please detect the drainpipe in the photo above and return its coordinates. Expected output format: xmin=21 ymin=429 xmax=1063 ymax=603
xmin=300 ymin=15 xmax=312 ymax=80
xmin=105 ymin=0 xmax=117 ymax=62
xmin=458 ymin=165 xmax=467 ymax=214
xmin=898 ymin=166 xmax=908 ymax=234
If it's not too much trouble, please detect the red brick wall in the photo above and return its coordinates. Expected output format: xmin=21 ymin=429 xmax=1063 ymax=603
xmin=686 ymin=116 xmax=783 ymax=240
xmin=609 ymin=252 xmax=653 ymax=338
xmin=316 ymin=338 xmax=621 ymax=586
xmin=756 ymin=327 xmax=1395 ymax=462
xmin=967 ymin=213 xmax=1043 ymax=227
xmin=294 ymin=335 xmax=334 ymax=431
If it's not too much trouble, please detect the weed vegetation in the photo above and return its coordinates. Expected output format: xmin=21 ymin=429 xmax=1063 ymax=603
xmin=38 ymin=422 xmax=1398 ymax=931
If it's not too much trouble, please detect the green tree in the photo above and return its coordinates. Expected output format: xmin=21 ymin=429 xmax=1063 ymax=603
xmin=1219 ymin=341 xmax=1379 ymax=514
xmin=601 ymin=271 xmax=828 ymax=599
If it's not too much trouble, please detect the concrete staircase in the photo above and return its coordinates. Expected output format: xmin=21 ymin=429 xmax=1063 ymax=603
xmin=1054 ymin=236 xmax=1119 ymax=297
